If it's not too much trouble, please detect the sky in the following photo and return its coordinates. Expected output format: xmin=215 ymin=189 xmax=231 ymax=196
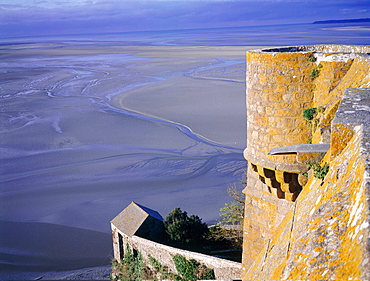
xmin=0 ymin=0 xmax=369 ymax=38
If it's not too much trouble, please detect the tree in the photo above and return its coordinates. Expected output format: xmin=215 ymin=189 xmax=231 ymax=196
xmin=219 ymin=184 xmax=245 ymax=228
xmin=164 ymin=208 xmax=209 ymax=244
xmin=220 ymin=202 xmax=244 ymax=227
xmin=217 ymin=184 xmax=245 ymax=248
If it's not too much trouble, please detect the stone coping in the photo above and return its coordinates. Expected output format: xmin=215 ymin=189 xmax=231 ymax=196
xmin=248 ymin=44 xmax=370 ymax=54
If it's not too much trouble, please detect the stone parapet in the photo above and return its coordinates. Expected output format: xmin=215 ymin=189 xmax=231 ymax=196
xmin=331 ymin=88 xmax=370 ymax=159
xmin=261 ymin=44 xmax=370 ymax=54
xmin=112 ymin=225 xmax=241 ymax=280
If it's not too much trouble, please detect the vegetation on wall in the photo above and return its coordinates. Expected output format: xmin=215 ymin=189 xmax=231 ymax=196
xmin=307 ymin=54 xmax=317 ymax=62
xmin=308 ymin=54 xmax=323 ymax=80
xmin=303 ymin=108 xmax=317 ymax=121
xmin=303 ymin=106 xmax=325 ymax=143
xmin=302 ymin=106 xmax=329 ymax=181
xmin=308 ymin=162 xmax=329 ymax=180
xmin=310 ymin=68 xmax=320 ymax=79
xmin=111 ymin=245 xmax=216 ymax=281
xmin=172 ymin=254 xmax=215 ymax=280
xmin=148 ymin=254 xmax=180 ymax=280
xmin=111 ymin=244 xmax=153 ymax=281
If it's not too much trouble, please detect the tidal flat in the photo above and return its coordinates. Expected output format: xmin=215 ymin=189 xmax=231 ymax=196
xmin=0 ymin=43 xmax=251 ymax=274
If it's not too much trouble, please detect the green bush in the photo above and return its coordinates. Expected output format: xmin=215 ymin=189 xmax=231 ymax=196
xmin=164 ymin=208 xmax=209 ymax=244
xmin=310 ymin=68 xmax=320 ymax=79
xmin=148 ymin=254 xmax=163 ymax=272
xmin=303 ymin=107 xmax=324 ymax=142
xmin=111 ymin=244 xmax=153 ymax=281
xmin=172 ymin=254 xmax=215 ymax=280
xmin=303 ymin=108 xmax=317 ymax=121
xmin=148 ymin=254 xmax=180 ymax=280
xmin=308 ymin=162 xmax=329 ymax=180
xmin=123 ymin=244 xmax=144 ymax=280
xmin=307 ymin=55 xmax=316 ymax=62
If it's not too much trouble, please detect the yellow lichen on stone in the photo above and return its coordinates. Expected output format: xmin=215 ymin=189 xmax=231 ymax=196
xmin=242 ymin=46 xmax=370 ymax=281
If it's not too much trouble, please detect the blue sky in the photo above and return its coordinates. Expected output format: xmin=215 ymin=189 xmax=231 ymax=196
xmin=0 ymin=0 xmax=369 ymax=38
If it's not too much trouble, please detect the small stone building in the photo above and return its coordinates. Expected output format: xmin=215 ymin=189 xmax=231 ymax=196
xmin=111 ymin=202 xmax=241 ymax=279
xmin=111 ymin=201 xmax=166 ymax=260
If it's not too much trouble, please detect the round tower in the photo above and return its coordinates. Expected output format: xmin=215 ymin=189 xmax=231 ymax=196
xmin=241 ymin=45 xmax=370 ymax=276
xmin=244 ymin=47 xmax=315 ymax=201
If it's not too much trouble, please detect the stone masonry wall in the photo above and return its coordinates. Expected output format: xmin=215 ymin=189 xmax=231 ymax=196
xmin=242 ymin=45 xmax=370 ymax=280
xmin=111 ymin=225 xmax=241 ymax=280
xmin=242 ymin=88 xmax=370 ymax=280
xmin=242 ymin=167 xmax=292 ymax=270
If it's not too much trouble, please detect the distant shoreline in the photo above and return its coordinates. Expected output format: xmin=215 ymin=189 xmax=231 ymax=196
xmin=2 ymin=21 xmax=370 ymax=46
xmin=313 ymin=18 xmax=370 ymax=24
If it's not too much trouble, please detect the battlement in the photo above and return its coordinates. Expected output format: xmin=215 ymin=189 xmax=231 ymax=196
xmin=242 ymin=45 xmax=370 ymax=280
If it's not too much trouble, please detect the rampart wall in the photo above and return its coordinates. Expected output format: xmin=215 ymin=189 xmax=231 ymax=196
xmin=242 ymin=45 xmax=370 ymax=280
xmin=111 ymin=225 xmax=241 ymax=280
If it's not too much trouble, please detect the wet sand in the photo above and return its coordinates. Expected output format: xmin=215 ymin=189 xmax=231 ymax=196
xmin=0 ymin=43 xmax=255 ymax=273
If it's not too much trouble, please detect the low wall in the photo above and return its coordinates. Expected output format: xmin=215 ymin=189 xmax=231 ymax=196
xmin=112 ymin=225 xmax=241 ymax=280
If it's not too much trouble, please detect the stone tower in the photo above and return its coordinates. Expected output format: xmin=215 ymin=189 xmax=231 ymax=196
xmin=242 ymin=45 xmax=370 ymax=278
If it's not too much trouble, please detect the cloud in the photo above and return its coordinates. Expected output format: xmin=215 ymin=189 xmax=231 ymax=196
xmin=0 ymin=0 xmax=369 ymax=38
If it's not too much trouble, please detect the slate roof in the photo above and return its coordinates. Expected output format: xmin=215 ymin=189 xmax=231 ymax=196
xmin=111 ymin=201 xmax=163 ymax=237
xmin=134 ymin=202 xmax=164 ymax=222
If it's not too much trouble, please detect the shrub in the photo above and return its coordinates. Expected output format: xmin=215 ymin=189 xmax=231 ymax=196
xmin=148 ymin=254 xmax=164 ymax=272
xmin=303 ymin=107 xmax=325 ymax=141
xmin=310 ymin=68 xmax=320 ymax=79
xmin=164 ymin=208 xmax=209 ymax=244
xmin=303 ymin=108 xmax=317 ymax=121
xmin=148 ymin=254 xmax=180 ymax=280
xmin=111 ymin=244 xmax=154 ymax=281
xmin=172 ymin=254 xmax=215 ymax=280
xmin=308 ymin=162 xmax=329 ymax=180
xmin=195 ymin=264 xmax=215 ymax=280
xmin=307 ymin=55 xmax=317 ymax=62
